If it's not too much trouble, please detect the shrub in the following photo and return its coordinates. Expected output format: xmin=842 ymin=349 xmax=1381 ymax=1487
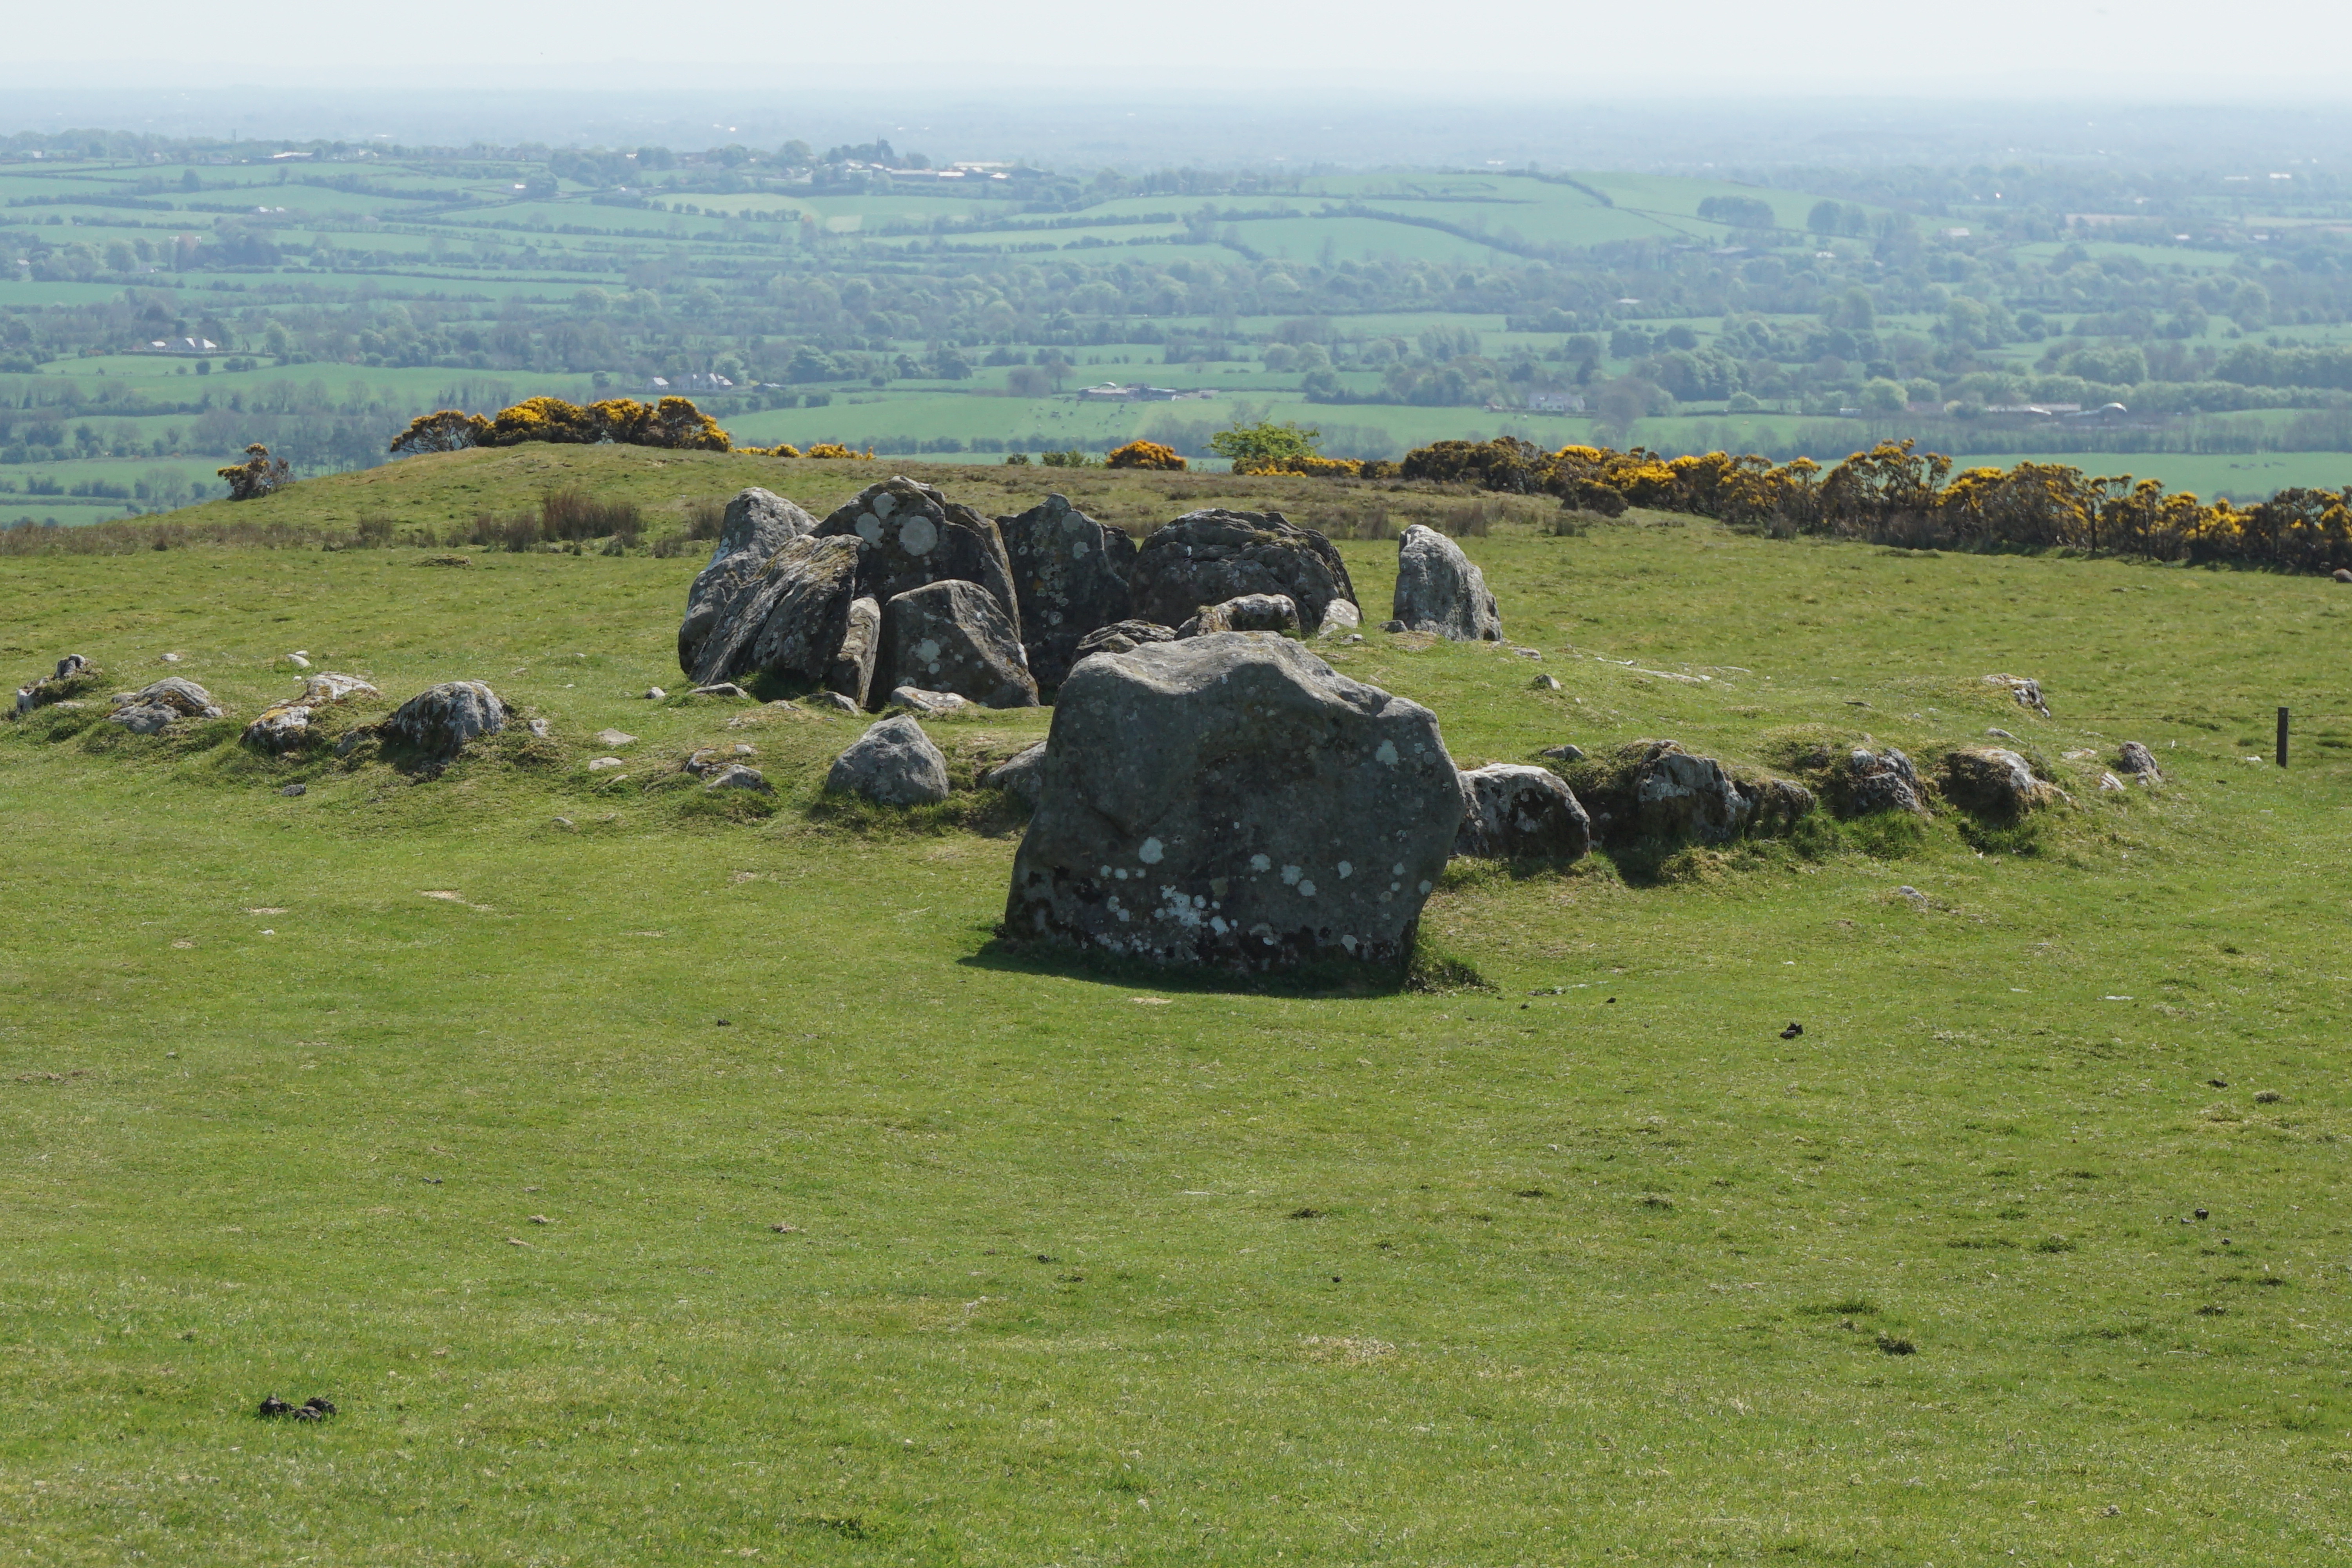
xmin=803 ymin=443 xmax=870 ymax=460
xmin=1040 ymin=449 xmax=1097 ymax=468
xmin=1105 ymin=439 xmax=1186 ymax=471
xmin=387 ymin=409 xmax=493 ymax=456
xmin=217 ymin=444 xmax=290 ymax=501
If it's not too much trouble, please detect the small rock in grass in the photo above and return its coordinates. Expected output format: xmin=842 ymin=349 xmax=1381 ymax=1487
xmin=526 ymin=717 xmax=550 ymax=739
xmin=285 ymin=653 xmax=311 ymax=669
xmin=643 ymin=686 xmax=666 ymax=700
xmin=1532 ymin=673 xmax=1560 ymax=690
xmin=804 ymin=691 xmax=859 ymax=715
xmin=889 ymin=686 xmax=970 ymax=717
xmin=2335 ymin=568 xmax=2352 ymax=584
xmin=1541 ymin=743 xmax=1585 ymax=763
xmin=2254 ymin=1089 xmax=2282 ymax=1104
xmin=1985 ymin=727 xmax=2013 ymax=739
xmin=2098 ymin=771 xmax=2126 ymax=792
xmin=2116 ymin=740 xmax=2161 ymax=779
xmin=594 ymin=728 xmax=637 ymax=747
xmin=1383 ymin=619 xmax=1407 ymax=633
xmin=279 ymin=782 xmax=307 ymax=798
xmin=587 ymin=757 xmax=625 ymax=772
xmin=691 ymin=682 xmax=750 ymax=699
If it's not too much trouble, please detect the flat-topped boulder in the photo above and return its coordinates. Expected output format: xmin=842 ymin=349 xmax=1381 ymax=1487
xmin=1128 ymin=509 xmax=1357 ymax=635
xmin=1006 ymin=633 xmax=1460 ymax=971
xmin=996 ymin=494 xmax=1137 ymax=696
xmin=1392 ymin=525 xmax=1501 ymax=641
xmin=1455 ymin=764 xmax=1589 ymax=860
xmin=109 ymin=677 xmax=223 ymax=733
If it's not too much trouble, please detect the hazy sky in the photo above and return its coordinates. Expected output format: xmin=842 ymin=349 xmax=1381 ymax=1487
xmin=4 ymin=0 xmax=2345 ymax=94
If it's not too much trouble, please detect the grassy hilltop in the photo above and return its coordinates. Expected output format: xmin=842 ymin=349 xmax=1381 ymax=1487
xmin=3 ymin=451 xmax=2350 ymax=1564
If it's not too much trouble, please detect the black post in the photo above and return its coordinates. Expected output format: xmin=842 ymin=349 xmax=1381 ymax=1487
xmin=2278 ymin=706 xmax=2290 ymax=769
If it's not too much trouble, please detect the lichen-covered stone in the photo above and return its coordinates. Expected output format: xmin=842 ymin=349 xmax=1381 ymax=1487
xmin=1072 ymin=620 xmax=1178 ymax=662
xmin=814 ymin=476 xmax=1021 ymax=637
xmin=1455 ymin=764 xmax=1589 ymax=860
xmin=1178 ymin=593 xmax=1299 ymax=638
xmin=241 ymin=673 xmax=381 ymax=753
xmin=2116 ymin=740 xmax=2161 ymax=779
xmin=1128 ymin=508 xmax=1357 ymax=635
xmin=1940 ymin=747 xmax=2062 ymax=818
xmin=687 ymin=534 xmax=862 ymax=687
xmin=981 ymin=739 xmax=1049 ymax=805
xmin=888 ymin=686 xmax=971 ymax=716
xmin=825 ymin=596 xmax=881 ymax=708
xmin=826 ymin=714 xmax=951 ymax=806
xmin=1631 ymin=740 xmax=1750 ymax=843
xmin=1846 ymin=746 xmax=1927 ymax=815
xmin=882 ymin=580 xmax=1039 ymax=708
xmin=377 ymin=681 xmax=506 ymax=759
xmin=996 ymin=493 xmax=1136 ymax=695
xmin=677 ymin=488 xmax=817 ymax=676
xmin=1392 ymin=524 xmax=1501 ymax=641
xmin=1006 ymin=633 xmax=1459 ymax=971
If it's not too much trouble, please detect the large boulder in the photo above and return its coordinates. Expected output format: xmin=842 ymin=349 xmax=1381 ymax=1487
xmin=826 ymin=715 xmax=950 ymax=806
xmin=1392 ymin=525 xmax=1502 ymax=641
xmin=814 ymin=477 xmax=1021 ymax=637
xmin=377 ymin=681 xmax=506 ymax=759
xmin=677 ymin=488 xmax=817 ymax=675
xmin=2116 ymin=741 xmax=2161 ymax=780
xmin=996 ymin=494 xmax=1137 ymax=695
xmin=108 ymin=676 xmax=223 ymax=733
xmin=882 ymin=580 xmax=1039 ymax=709
xmin=1845 ymin=746 xmax=1927 ymax=815
xmin=1006 ymin=633 xmax=1460 ymax=971
xmin=1179 ymin=593 xmax=1299 ymax=638
xmin=824 ymin=596 xmax=882 ymax=707
xmin=686 ymin=534 xmax=862 ymax=688
xmin=1455 ymin=764 xmax=1589 ymax=860
xmin=1128 ymin=509 xmax=1357 ymax=635
xmin=1939 ymin=747 xmax=2061 ymax=818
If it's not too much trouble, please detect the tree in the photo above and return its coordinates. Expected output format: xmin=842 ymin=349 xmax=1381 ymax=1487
xmin=217 ymin=443 xmax=289 ymax=501
xmin=1209 ymin=420 xmax=1322 ymax=471
xmin=1859 ymin=377 xmax=1907 ymax=414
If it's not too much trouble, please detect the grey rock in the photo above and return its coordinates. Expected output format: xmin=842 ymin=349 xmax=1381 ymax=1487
xmin=888 ymin=686 xmax=971 ymax=716
xmin=378 ymin=681 xmax=506 ymax=759
xmin=704 ymin=763 xmax=772 ymax=793
xmin=1392 ymin=524 xmax=1502 ymax=641
xmin=814 ymin=476 xmax=1022 ymax=638
xmin=1746 ymin=777 xmax=1817 ymax=835
xmin=1005 ymin=633 xmax=1460 ymax=971
xmin=1383 ymin=619 xmax=1408 ymax=633
xmin=996 ymin=494 xmax=1137 ymax=695
xmin=1984 ymin=673 xmax=2050 ymax=717
xmin=53 ymin=654 xmax=89 ymax=680
xmin=109 ymin=702 xmax=180 ymax=734
xmin=687 ymin=534 xmax=862 ymax=688
xmin=677 ymin=488 xmax=817 ymax=675
xmin=1630 ymin=740 xmax=1751 ymax=844
xmin=2116 ymin=740 xmax=2161 ymax=779
xmin=1128 ymin=508 xmax=1358 ymax=635
xmin=1939 ymin=747 xmax=2062 ymax=818
xmin=1455 ymin=764 xmax=1590 ymax=860
xmin=296 ymin=672 xmax=378 ymax=706
xmin=2336 ymin=568 xmax=2352 ymax=584
xmin=827 ymin=714 xmax=951 ymax=806
xmin=803 ymin=691 xmax=860 ymax=715
xmin=691 ymin=682 xmax=751 ymax=699
xmin=824 ymin=596 xmax=881 ymax=708
xmin=284 ymin=653 xmax=311 ymax=670
xmin=2098 ymin=771 xmax=2127 ymax=792
xmin=980 ymin=739 xmax=1049 ymax=805
xmin=882 ymin=580 xmax=1039 ymax=709
xmin=1541 ymin=743 xmax=1586 ymax=763
xmin=587 ymin=756 xmax=626 ymax=772
xmin=1846 ymin=746 xmax=1927 ymax=815
xmin=1532 ymin=673 xmax=1561 ymax=691
xmin=15 ymin=654 xmax=96 ymax=716
xmin=279 ymin=782 xmax=307 ymax=797
xmin=594 ymin=728 xmax=638 ymax=747
xmin=114 ymin=677 xmax=222 ymax=719
xmin=526 ymin=717 xmax=551 ymax=739
xmin=1316 ymin=599 xmax=1363 ymax=639
xmin=1073 ymin=620 xmax=1178 ymax=662
xmin=1985 ymin=727 xmax=2014 ymax=739
xmin=644 ymin=687 xmax=667 ymax=700
xmin=682 ymin=743 xmax=757 ymax=776
xmin=241 ymin=704 xmax=314 ymax=753
xmin=1179 ymin=593 xmax=1299 ymax=638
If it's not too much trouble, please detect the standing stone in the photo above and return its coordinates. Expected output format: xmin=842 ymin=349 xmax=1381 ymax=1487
xmin=1006 ymin=633 xmax=1461 ymax=971
xmin=996 ymin=494 xmax=1137 ymax=696
xmin=826 ymin=715 xmax=951 ymax=806
xmin=677 ymin=488 xmax=817 ymax=676
xmin=2116 ymin=741 xmax=2161 ymax=780
xmin=882 ymin=580 xmax=1039 ymax=709
xmin=1128 ymin=509 xmax=1358 ymax=635
xmin=1455 ymin=764 xmax=1590 ymax=860
xmin=1392 ymin=524 xmax=1502 ymax=641
xmin=688 ymin=535 xmax=862 ymax=687
xmin=825 ymin=596 xmax=882 ymax=708
xmin=1630 ymin=740 xmax=1750 ymax=843
xmin=377 ymin=681 xmax=506 ymax=759
xmin=814 ymin=476 xmax=1022 ymax=639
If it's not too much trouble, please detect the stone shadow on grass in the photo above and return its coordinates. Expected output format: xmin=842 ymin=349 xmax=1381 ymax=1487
xmin=962 ymin=930 xmax=1490 ymax=999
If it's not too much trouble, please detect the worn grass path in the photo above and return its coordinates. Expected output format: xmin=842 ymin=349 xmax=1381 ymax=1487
xmin=3 ymin=498 xmax=2349 ymax=1564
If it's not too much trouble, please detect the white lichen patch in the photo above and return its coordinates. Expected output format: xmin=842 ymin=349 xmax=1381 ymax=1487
xmin=1139 ymin=837 xmax=1165 ymax=864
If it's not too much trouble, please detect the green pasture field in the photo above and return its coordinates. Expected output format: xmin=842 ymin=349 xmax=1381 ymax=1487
xmin=4 ymin=447 xmax=2351 ymax=1564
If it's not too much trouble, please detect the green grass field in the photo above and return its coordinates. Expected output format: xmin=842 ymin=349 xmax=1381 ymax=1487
xmin=4 ymin=451 xmax=2350 ymax=1563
